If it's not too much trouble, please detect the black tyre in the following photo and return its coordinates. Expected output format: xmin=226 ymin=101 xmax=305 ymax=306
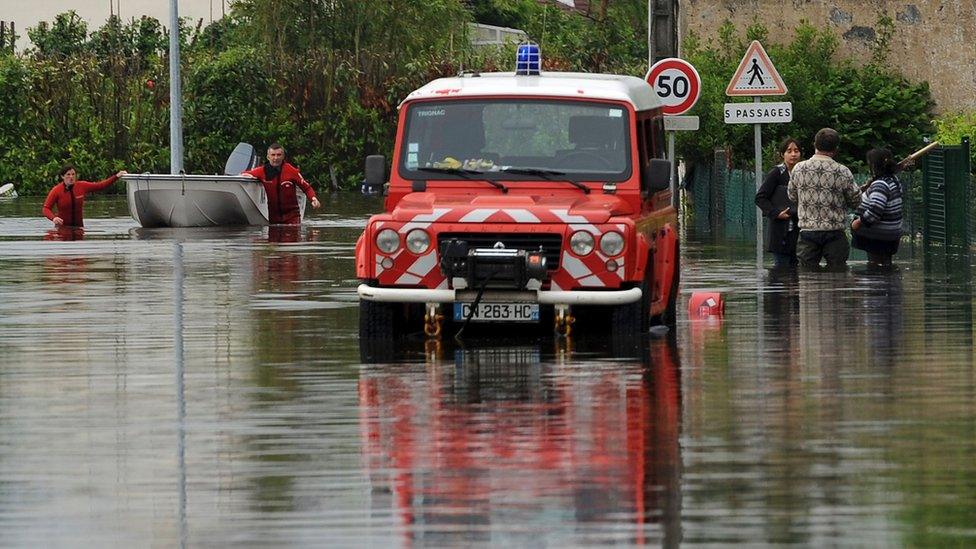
xmin=359 ymin=298 xmax=397 ymax=340
xmin=611 ymin=277 xmax=650 ymax=338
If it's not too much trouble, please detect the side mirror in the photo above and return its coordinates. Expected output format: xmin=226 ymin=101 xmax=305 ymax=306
xmin=364 ymin=155 xmax=387 ymax=187
xmin=643 ymin=158 xmax=671 ymax=194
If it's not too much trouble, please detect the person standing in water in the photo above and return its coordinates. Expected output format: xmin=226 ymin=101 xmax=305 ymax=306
xmin=851 ymin=148 xmax=905 ymax=268
xmin=42 ymin=164 xmax=127 ymax=227
xmin=787 ymin=128 xmax=860 ymax=270
xmin=755 ymin=137 xmax=803 ymax=267
xmin=242 ymin=143 xmax=321 ymax=224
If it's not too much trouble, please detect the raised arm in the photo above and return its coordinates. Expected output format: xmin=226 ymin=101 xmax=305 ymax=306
xmin=241 ymin=166 xmax=263 ymax=179
xmin=82 ymin=172 xmax=125 ymax=193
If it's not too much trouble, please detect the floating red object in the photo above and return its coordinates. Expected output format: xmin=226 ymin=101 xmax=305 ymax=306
xmin=688 ymin=291 xmax=723 ymax=319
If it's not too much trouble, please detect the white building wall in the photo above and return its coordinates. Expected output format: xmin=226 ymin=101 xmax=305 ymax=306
xmin=4 ymin=0 xmax=230 ymax=50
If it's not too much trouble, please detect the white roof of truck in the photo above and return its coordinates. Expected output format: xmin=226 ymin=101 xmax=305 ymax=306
xmin=402 ymin=72 xmax=661 ymax=111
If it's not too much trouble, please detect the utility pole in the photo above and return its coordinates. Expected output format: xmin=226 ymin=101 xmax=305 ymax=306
xmin=169 ymin=0 xmax=184 ymax=174
xmin=648 ymin=0 xmax=654 ymax=70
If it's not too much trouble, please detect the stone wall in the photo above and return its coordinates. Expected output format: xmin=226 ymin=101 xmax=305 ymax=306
xmin=679 ymin=0 xmax=976 ymax=113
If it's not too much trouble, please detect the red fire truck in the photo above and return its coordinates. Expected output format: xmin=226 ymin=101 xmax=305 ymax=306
xmin=356 ymin=47 xmax=678 ymax=338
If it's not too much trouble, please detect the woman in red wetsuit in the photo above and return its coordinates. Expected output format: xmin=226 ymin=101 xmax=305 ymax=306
xmin=242 ymin=143 xmax=321 ymax=224
xmin=42 ymin=164 xmax=127 ymax=227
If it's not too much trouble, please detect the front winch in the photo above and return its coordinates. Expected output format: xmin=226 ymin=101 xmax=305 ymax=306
xmin=440 ymin=238 xmax=547 ymax=290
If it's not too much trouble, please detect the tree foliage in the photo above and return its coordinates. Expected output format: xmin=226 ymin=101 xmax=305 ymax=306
xmin=0 ymin=3 xmax=948 ymax=195
xmin=933 ymin=112 xmax=976 ymax=173
xmin=680 ymin=20 xmax=935 ymax=171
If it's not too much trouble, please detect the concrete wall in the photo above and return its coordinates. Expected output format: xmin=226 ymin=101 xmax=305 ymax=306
xmin=5 ymin=0 xmax=229 ymax=51
xmin=679 ymin=0 xmax=976 ymax=113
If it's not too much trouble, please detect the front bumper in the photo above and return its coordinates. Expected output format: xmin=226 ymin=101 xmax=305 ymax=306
xmin=357 ymin=284 xmax=642 ymax=306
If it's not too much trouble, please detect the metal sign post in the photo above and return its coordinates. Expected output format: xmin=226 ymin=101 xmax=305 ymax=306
xmin=169 ymin=0 xmax=184 ymax=174
xmin=725 ymin=41 xmax=789 ymax=269
xmin=664 ymin=115 xmax=700 ymax=209
xmin=648 ymin=59 xmax=702 ymax=212
xmin=753 ymin=98 xmax=763 ymax=269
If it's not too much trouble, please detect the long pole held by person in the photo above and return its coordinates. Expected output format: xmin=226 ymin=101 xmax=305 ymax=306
xmin=169 ymin=0 xmax=184 ymax=174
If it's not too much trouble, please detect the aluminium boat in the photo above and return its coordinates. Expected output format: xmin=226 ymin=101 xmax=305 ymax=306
xmin=124 ymin=143 xmax=305 ymax=228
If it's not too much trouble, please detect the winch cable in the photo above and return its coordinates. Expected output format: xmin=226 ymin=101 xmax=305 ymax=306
xmin=454 ymin=270 xmax=498 ymax=342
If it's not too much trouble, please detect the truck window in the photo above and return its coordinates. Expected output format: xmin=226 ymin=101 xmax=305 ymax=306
xmin=400 ymin=99 xmax=632 ymax=181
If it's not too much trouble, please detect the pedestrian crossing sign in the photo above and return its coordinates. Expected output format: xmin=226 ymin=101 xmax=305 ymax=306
xmin=726 ymin=41 xmax=788 ymax=96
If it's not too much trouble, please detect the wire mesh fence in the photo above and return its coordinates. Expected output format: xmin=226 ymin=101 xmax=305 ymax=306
xmin=684 ymin=142 xmax=972 ymax=252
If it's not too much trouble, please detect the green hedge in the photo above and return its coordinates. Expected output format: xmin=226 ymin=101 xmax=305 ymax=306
xmin=679 ymin=20 xmax=935 ymax=172
xmin=0 ymin=5 xmax=943 ymax=195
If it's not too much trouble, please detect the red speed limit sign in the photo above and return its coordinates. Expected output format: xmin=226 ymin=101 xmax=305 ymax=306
xmin=645 ymin=58 xmax=701 ymax=115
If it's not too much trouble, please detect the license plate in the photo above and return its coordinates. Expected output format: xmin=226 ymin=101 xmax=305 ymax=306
xmin=453 ymin=302 xmax=539 ymax=322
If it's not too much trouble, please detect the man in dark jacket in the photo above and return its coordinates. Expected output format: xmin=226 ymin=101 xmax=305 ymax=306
xmin=243 ymin=143 xmax=321 ymax=224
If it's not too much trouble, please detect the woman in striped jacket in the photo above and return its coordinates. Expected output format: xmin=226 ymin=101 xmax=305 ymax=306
xmin=851 ymin=148 xmax=904 ymax=267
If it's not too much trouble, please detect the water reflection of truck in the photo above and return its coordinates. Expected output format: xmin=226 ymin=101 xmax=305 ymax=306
xmin=355 ymin=46 xmax=678 ymax=339
xmin=357 ymin=339 xmax=682 ymax=545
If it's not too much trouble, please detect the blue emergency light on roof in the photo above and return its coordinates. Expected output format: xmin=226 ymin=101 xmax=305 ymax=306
xmin=515 ymin=42 xmax=541 ymax=76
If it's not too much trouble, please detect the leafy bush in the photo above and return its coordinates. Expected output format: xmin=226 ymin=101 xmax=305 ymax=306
xmin=0 ymin=4 xmax=942 ymax=195
xmin=933 ymin=112 xmax=976 ymax=173
xmin=679 ymin=20 xmax=935 ymax=172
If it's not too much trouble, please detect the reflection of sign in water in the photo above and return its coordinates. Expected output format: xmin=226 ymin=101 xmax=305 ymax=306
xmin=454 ymin=347 xmax=541 ymax=366
xmin=726 ymin=41 xmax=788 ymax=96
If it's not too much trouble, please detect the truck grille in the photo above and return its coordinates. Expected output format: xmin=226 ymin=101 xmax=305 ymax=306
xmin=437 ymin=233 xmax=562 ymax=269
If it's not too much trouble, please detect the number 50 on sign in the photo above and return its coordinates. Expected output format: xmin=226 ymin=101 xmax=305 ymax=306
xmin=645 ymin=58 xmax=701 ymax=116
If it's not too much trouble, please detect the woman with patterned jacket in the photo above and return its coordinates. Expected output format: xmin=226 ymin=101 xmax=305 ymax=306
xmin=755 ymin=137 xmax=803 ymax=267
xmin=851 ymin=148 xmax=904 ymax=267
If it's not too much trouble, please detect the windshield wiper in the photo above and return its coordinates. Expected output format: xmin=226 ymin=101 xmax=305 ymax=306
xmin=416 ymin=167 xmax=507 ymax=193
xmin=500 ymin=167 xmax=590 ymax=194
xmin=416 ymin=166 xmax=480 ymax=179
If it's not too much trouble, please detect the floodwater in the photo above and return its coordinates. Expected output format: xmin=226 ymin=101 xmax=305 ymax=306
xmin=1 ymin=195 xmax=975 ymax=547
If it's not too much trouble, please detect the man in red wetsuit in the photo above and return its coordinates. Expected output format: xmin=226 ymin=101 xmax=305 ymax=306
xmin=242 ymin=143 xmax=321 ymax=224
xmin=42 ymin=164 xmax=127 ymax=227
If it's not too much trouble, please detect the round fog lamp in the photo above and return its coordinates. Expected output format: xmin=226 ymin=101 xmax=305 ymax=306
xmin=406 ymin=229 xmax=431 ymax=254
xmin=600 ymin=231 xmax=625 ymax=256
xmin=570 ymin=230 xmax=595 ymax=256
xmin=381 ymin=257 xmax=394 ymax=269
xmin=605 ymin=259 xmax=619 ymax=272
xmin=375 ymin=228 xmax=400 ymax=254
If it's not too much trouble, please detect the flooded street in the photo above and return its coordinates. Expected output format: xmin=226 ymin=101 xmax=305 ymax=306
xmin=1 ymin=195 xmax=974 ymax=546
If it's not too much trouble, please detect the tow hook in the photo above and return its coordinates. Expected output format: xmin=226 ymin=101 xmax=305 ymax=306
xmin=424 ymin=338 xmax=443 ymax=361
xmin=424 ymin=303 xmax=444 ymax=339
xmin=554 ymin=304 xmax=574 ymax=338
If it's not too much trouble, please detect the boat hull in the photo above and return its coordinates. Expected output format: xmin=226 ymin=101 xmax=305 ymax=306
xmin=124 ymin=174 xmax=306 ymax=228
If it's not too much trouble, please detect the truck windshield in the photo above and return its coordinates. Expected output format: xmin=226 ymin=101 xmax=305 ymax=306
xmin=400 ymin=99 xmax=631 ymax=181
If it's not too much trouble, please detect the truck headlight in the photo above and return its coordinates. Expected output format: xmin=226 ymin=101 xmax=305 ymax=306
xmin=599 ymin=231 xmax=625 ymax=256
xmin=570 ymin=230 xmax=595 ymax=256
xmin=375 ymin=228 xmax=400 ymax=254
xmin=406 ymin=229 xmax=430 ymax=254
